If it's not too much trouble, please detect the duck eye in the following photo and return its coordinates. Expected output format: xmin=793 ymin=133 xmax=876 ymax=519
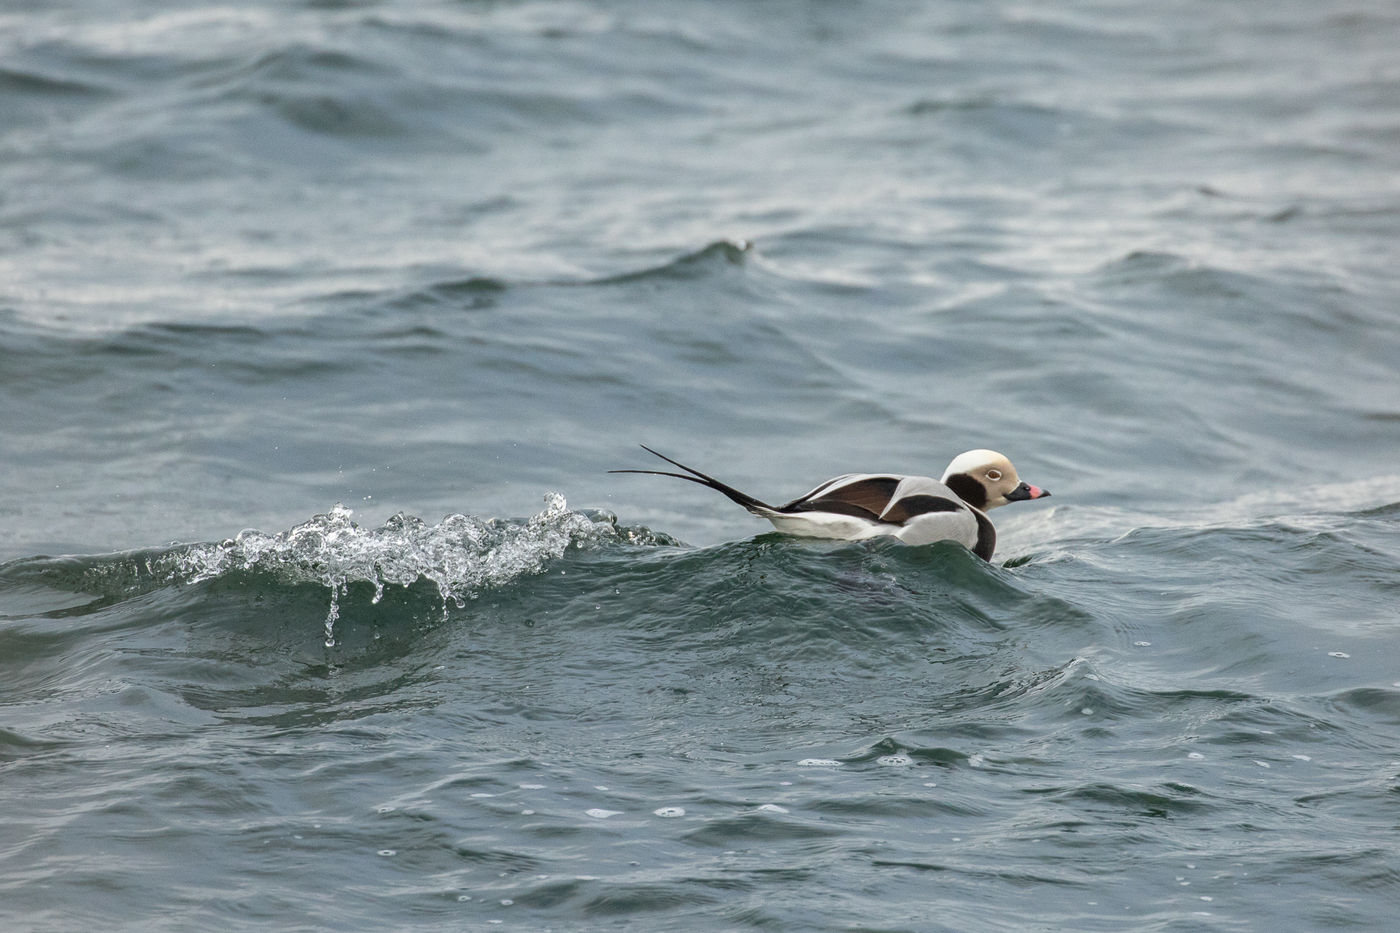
xmin=986 ymin=469 xmax=1002 ymax=481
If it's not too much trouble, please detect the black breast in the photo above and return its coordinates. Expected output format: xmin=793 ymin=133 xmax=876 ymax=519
xmin=971 ymin=509 xmax=996 ymax=561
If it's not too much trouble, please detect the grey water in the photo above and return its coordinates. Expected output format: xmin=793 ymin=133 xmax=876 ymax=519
xmin=2 ymin=1 xmax=1399 ymax=930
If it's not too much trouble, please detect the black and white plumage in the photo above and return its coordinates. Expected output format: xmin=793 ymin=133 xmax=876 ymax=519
xmin=611 ymin=446 xmax=1050 ymax=560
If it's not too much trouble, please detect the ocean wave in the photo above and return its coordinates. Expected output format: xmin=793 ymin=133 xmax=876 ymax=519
xmin=590 ymin=239 xmax=754 ymax=285
xmin=345 ymin=240 xmax=755 ymax=315
xmin=0 ymin=496 xmax=676 ymax=646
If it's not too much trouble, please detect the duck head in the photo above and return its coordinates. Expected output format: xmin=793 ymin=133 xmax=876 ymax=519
xmin=940 ymin=449 xmax=1050 ymax=511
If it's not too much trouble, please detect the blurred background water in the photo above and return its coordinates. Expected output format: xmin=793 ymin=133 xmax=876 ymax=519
xmin=2 ymin=1 xmax=1399 ymax=930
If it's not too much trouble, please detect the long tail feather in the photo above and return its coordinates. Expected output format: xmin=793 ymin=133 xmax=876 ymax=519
xmin=609 ymin=446 xmax=776 ymax=513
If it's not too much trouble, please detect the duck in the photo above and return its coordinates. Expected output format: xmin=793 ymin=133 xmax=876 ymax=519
xmin=610 ymin=445 xmax=1050 ymax=560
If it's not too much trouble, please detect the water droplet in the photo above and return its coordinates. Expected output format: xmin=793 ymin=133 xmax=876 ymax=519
xmin=1328 ymin=652 xmax=1350 ymax=659
xmin=377 ymin=849 xmax=396 ymax=857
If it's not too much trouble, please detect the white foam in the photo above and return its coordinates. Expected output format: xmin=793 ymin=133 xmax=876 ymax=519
xmin=756 ymin=804 xmax=789 ymax=814
xmin=653 ymin=806 xmax=685 ymax=818
xmin=173 ymin=495 xmax=658 ymax=644
xmin=585 ymin=808 xmax=622 ymax=819
xmin=797 ymin=758 xmax=842 ymax=767
xmin=876 ymin=755 xmax=912 ymax=766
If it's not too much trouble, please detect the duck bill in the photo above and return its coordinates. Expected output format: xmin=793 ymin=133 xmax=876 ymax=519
xmin=1004 ymin=482 xmax=1049 ymax=502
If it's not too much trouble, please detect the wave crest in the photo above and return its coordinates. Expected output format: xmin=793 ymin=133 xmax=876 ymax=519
xmin=173 ymin=494 xmax=669 ymax=644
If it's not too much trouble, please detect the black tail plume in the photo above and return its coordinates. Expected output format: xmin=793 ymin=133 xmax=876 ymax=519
xmin=608 ymin=445 xmax=776 ymax=513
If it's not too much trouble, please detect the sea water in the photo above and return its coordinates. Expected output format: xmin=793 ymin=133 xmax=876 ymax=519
xmin=3 ymin=1 xmax=1399 ymax=930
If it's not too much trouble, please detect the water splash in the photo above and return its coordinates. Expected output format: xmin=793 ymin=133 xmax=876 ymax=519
xmin=175 ymin=494 xmax=670 ymax=645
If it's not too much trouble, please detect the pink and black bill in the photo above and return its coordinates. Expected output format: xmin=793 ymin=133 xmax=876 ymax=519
xmin=1004 ymin=482 xmax=1049 ymax=502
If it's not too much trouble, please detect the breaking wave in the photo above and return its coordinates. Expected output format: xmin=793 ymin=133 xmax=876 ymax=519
xmin=3 ymin=495 xmax=676 ymax=646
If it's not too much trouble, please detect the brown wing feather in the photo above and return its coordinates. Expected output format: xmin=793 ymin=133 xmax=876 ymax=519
xmin=781 ymin=477 xmax=900 ymax=520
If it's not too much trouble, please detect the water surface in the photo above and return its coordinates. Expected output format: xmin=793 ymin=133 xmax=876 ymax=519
xmin=2 ymin=1 xmax=1399 ymax=930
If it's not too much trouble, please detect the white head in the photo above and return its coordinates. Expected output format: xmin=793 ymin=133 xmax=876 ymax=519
xmin=940 ymin=449 xmax=1050 ymax=511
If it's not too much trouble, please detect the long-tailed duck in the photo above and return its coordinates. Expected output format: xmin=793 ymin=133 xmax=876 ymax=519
xmin=611 ymin=446 xmax=1050 ymax=560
